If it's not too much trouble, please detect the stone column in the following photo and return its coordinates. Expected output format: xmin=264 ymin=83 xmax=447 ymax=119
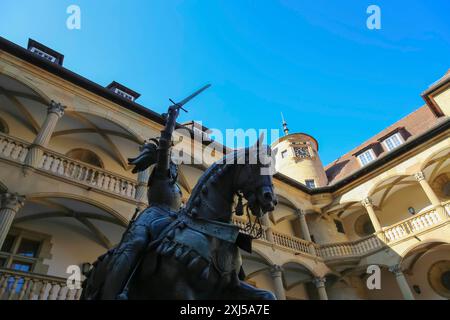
xmin=25 ymin=101 xmax=66 ymax=168
xmin=414 ymin=171 xmax=440 ymax=206
xmin=312 ymin=277 xmax=328 ymax=300
xmin=389 ymin=264 xmax=415 ymax=300
xmin=269 ymin=265 xmax=286 ymax=300
xmin=361 ymin=197 xmax=382 ymax=232
xmin=261 ymin=214 xmax=274 ymax=243
xmin=0 ymin=193 xmax=25 ymax=249
xmin=296 ymin=209 xmax=316 ymax=255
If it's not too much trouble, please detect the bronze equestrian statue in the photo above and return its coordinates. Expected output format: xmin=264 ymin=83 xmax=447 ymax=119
xmin=81 ymin=86 xmax=278 ymax=300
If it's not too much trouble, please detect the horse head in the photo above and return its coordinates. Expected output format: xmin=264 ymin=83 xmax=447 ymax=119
xmin=232 ymin=133 xmax=278 ymax=218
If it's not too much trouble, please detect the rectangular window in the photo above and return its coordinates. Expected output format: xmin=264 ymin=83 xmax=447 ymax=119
xmin=0 ymin=230 xmax=47 ymax=273
xmin=305 ymin=179 xmax=316 ymax=189
xmin=16 ymin=239 xmax=41 ymax=258
xmin=357 ymin=149 xmax=375 ymax=166
xmin=113 ymin=88 xmax=135 ymax=101
xmin=281 ymin=150 xmax=288 ymax=159
xmin=334 ymin=219 xmax=345 ymax=234
xmin=383 ymin=133 xmax=403 ymax=152
xmin=29 ymin=47 xmax=57 ymax=63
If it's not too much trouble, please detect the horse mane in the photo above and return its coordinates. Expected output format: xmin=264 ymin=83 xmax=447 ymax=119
xmin=184 ymin=150 xmax=240 ymax=212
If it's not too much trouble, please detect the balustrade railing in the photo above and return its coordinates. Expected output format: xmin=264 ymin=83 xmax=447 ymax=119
xmin=0 ymin=268 xmax=81 ymax=300
xmin=233 ymin=204 xmax=449 ymax=261
xmin=0 ymin=133 xmax=137 ymax=200
xmin=38 ymin=150 xmax=137 ymax=199
xmin=232 ymin=216 xmax=269 ymax=242
xmin=0 ymin=133 xmax=29 ymax=164
xmin=272 ymin=230 xmax=311 ymax=255
xmin=383 ymin=207 xmax=444 ymax=243
xmin=317 ymin=235 xmax=383 ymax=259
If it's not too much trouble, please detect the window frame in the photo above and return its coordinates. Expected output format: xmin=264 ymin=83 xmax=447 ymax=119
xmin=382 ymin=132 xmax=404 ymax=152
xmin=357 ymin=149 xmax=376 ymax=167
xmin=0 ymin=228 xmax=51 ymax=273
xmin=305 ymin=179 xmax=316 ymax=189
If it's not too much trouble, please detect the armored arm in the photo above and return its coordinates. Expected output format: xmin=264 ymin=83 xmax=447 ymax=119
xmin=154 ymin=105 xmax=180 ymax=179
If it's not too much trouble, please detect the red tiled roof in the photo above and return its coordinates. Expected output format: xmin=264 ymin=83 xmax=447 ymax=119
xmin=325 ymin=105 xmax=440 ymax=185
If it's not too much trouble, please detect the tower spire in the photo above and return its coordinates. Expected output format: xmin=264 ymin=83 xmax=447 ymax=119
xmin=281 ymin=112 xmax=289 ymax=136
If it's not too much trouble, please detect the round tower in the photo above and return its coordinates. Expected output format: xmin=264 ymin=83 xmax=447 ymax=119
xmin=272 ymin=114 xmax=328 ymax=188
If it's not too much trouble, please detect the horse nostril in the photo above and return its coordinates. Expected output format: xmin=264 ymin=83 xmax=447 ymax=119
xmin=273 ymin=199 xmax=278 ymax=206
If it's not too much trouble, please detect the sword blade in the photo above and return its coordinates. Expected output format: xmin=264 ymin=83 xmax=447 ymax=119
xmin=176 ymin=84 xmax=211 ymax=107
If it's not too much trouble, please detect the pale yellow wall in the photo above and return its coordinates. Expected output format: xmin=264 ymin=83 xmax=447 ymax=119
xmin=407 ymin=245 xmax=450 ymax=300
xmin=378 ymin=184 xmax=431 ymax=227
xmin=273 ymin=137 xmax=328 ymax=187
xmin=434 ymin=86 xmax=450 ymax=116
xmin=247 ymin=271 xmax=277 ymax=295
xmin=286 ymin=283 xmax=309 ymax=300
xmin=0 ymin=109 xmax=36 ymax=143
xmin=342 ymin=210 xmax=369 ymax=241
xmin=365 ymin=268 xmax=404 ymax=300
xmin=327 ymin=278 xmax=366 ymax=300
xmin=15 ymin=219 xmax=123 ymax=278
xmin=308 ymin=215 xmax=349 ymax=244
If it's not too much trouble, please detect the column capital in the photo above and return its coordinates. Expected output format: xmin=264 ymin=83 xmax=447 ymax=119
xmin=361 ymin=197 xmax=374 ymax=208
xmin=269 ymin=265 xmax=283 ymax=277
xmin=48 ymin=100 xmax=66 ymax=118
xmin=414 ymin=171 xmax=426 ymax=182
xmin=312 ymin=277 xmax=326 ymax=288
xmin=388 ymin=264 xmax=403 ymax=276
xmin=0 ymin=193 xmax=25 ymax=212
xmin=295 ymin=208 xmax=305 ymax=217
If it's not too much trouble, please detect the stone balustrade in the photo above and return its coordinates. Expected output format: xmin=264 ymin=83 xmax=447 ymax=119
xmin=38 ymin=150 xmax=137 ymax=199
xmin=383 ymin=207 xmax=444 ymax=243
xmin=232 ymin=216 xmax=269 ymax=242
xmin=0 ymin=133 xmax=137 ymax=200
xmin=0 ymin=133 xmax=30 ymax=164
xmin=272 ymin=230 xmax=312 ymax=255
xmin=0 ymin=268 xmax=81 ymax=300
xmin=233 ymin=204 xmax=449 ymax=262
xmin=317 ymin=235 xmax=383 ymax=259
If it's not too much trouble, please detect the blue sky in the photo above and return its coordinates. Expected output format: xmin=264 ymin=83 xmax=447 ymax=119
xmin=1 ymin=0 xmax=449 ymax=165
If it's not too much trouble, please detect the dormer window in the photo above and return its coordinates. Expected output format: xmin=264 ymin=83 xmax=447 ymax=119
xmin=382 ymin=132 xmax=404 ymax=152
xmin=106 ymin=81 xmax=141 ymax=102
xmin=305 ymin=179 xmax=316 ymax=189
xmin=357 ymin=149 xmax=376 ymax=166
xmin=27 ymin=39 xmax=64 ymax=65
xmin=113 ymin=88 xmax=135 ymax=101
xmin=29 ymin=47 xmax=57 ymax=63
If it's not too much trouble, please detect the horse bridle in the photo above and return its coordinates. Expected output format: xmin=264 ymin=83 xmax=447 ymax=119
xmin=232 ymin=163 xmax=269 ymax=240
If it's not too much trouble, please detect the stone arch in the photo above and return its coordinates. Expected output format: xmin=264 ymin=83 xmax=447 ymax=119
xmin=65 ymin=109 xmax=146 ymax=145
xmin=398 ymin=239 xmax=450 ymax=264
xmin=0 ymin=71 xmax=52 ymax=104
xmin=250 ymin=247 xmax=276 ymax=266
xmin=281 ymin=259 xmax=319 ymax=278
xmin=24 ymin=192 xmax=128 ymax=226
xmin=420 ymin=146 xmax=450 ymax=172
xmin=367 ymin=173 xmax=411 ymax=200
xmin=66 ymin=148 xmax=105 ymax=169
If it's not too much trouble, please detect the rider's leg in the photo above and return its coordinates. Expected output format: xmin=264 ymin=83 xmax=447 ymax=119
xmin=101 ymin=224 xmax=150 ymax=299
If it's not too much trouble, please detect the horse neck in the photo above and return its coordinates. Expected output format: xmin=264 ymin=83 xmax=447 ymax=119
xmin=188 ymin=164 xmax=236 ymax=223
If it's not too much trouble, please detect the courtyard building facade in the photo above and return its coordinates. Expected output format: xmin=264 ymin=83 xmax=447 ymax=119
xmin=0 ymin=37 xmax=449 ymax=300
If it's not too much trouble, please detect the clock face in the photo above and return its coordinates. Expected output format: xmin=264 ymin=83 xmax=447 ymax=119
xmin=293 ymin=146 xmax=310 ymax=158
